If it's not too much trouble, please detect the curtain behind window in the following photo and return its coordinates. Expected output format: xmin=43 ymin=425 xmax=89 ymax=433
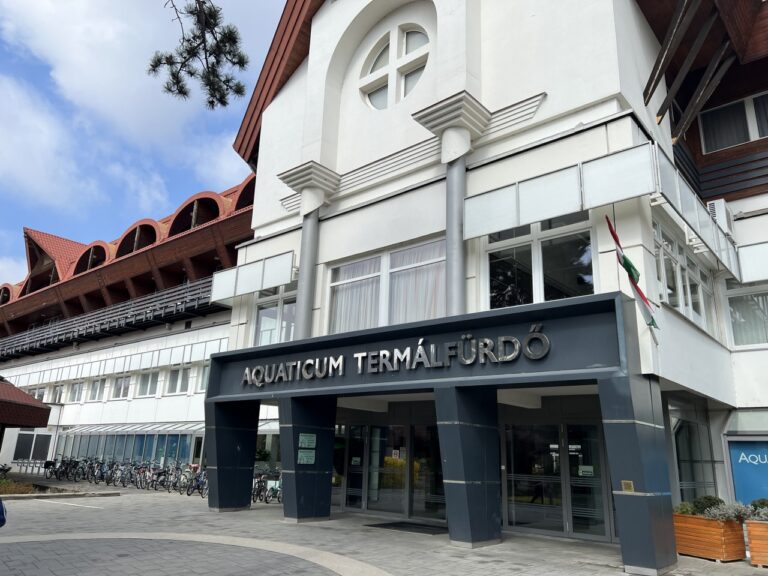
xmin=729 ymin=292 xmax=768 ymax=345
xmin=701 ymin=101 xmax=750 ymax=152
xmin=330 ymin=276 xmax=380 ymax=334
xmin=390 ymin=260 xmax=445 ymax=324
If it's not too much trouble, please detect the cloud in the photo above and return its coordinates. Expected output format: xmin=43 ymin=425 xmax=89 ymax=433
xmin=0 ymin=74 xmax=99 ymax=209
xmin=106 ymin=163 xmax=171 ymax=216
xmin=188 ymin=132 xmax=252 ymax=191
xmin=0 ymin=256 xmax=27 ymax=286
xmin=0 ymin=1 xmax=285 ymax=152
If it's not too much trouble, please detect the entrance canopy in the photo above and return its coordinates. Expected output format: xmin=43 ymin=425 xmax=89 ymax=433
xmin=0 ymin=376 xmax=50 ymax=428
xmin=207 ymin=292 xmax=634 ymax=402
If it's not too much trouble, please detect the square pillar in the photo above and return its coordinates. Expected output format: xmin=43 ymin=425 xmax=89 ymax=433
xmin=205 ymin=399 xmax=261 ymax=511
xmin=598 ymin=375 xmax=677 ymax=575
xmin=278 ymin=395 xmax=336 ymax=521
xmin=435 ymin=386 xmax=501 ymax=547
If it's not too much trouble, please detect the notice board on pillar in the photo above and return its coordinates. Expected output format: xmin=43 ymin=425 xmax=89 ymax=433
xmin=729 ymin=441 xmax=768 ymax=504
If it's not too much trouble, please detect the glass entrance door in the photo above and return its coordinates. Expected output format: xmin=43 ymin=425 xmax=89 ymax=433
xmin=566 ymin=424 xmax=606 ymax=537
xmin=345 ymin=425 xmax=366 ymax=509
xmin=506 ymin=423 xmax=609 ymax=539
xmin=506 ymin=424 xmax=563 ymax=531
xmin=412 ymin=425 xmax=445 ymax=519
xmin=367 ymin=425 xmax=407 ymax=514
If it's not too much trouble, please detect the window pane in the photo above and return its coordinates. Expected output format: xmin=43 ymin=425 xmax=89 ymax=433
xmin=389 ymin=260 xmax=445 ymax=324
xmin=541 ymin=232 xmax=593 ymax=301
xmin=403 ymin=66 xmax=424 ymax=97
xmin=256 ymin=303 xmax=279 ymax=346
xmin=139 ymin=374 xmax=149 ymax=396
xmin=755 ymin=94 xmax=768 ymax=138
xmin=489 ymin=244 xmax=534 ymax=308
xmin=282 ymin=300 xmax=296 ymax=342
xmin=701 ymin=101 xmax=750 ymax=152
xmin=689 ymin=274 xmax=702 ymax=317
xmin=180 ymin=369 xmax=189 ymax=393
xmin=368 ymin=85 xmax=388 ymax=110
xmin=405 ymin=30 xmax=428 ymax=53
xmin=332 ymin=256 xmax=380 ymax=283
xmin=489 ymin=225 xmax=531 ymax=244
xmin=149 ymin=373 xmax=158 ymax=395
xmin=664 ymin=252 xmax=680 ymax=308
xmin=370 ymin=43 xmax=389 ymax=73
xmin=730 ymin=292 xmax=768 ymax=345
xmin=169 ymin=371 xmax=178 ymax=394
xmin=391 ymin=239 xmax=445 ymax=269
xmin=703 ymin=290 xmax=717 ymax=337
xmin=330 ymin=276 xmax=380 ymax=333
xmin=540 ymin=210 xmax=589 ymax=231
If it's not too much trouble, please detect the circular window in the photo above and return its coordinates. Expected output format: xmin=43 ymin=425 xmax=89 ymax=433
xmin=360 ymin=25 xmax=429 ymax=110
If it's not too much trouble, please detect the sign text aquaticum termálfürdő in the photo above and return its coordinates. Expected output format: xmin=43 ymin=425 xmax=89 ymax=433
xmin=241 ymin=327 xmax=551 ymax=388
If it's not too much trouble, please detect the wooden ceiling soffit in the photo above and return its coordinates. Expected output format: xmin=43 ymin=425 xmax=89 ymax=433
xmin=644 ymin=0 xmax=702 ymax=105
xmin=672 ymin=40 xmax=736 ymax=142
xmin=657 ymin=9 xmax=718 ymax=123
xmin=714 ymin=0 xmax=764 ymax=61
xmin=233 ymin=0 xmax=324 ymax=167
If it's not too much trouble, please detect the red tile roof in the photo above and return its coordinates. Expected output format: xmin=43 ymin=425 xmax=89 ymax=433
xmin=24 ymin=228 xmax=87 ymax=279
xmin=0 ymin=376 xmax=50 ymax=428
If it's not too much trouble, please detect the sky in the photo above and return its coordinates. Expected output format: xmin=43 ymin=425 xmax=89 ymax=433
xmin=0 ymin=0 xmax=286 ymax=286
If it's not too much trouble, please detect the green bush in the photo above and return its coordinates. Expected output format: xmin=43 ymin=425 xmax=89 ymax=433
xmin=752 ymin=498 xmax=768 ymax=510
xmin=674 ymin=501 xmax=695 ymax=515
xmin=753 ymin=507 xmax=768 ymax=521
xmin=693 ymin=495 xmax=724 ymax=515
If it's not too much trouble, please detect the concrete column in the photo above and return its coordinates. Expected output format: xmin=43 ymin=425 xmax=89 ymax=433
xmin=446 ymin=153 xmax=467 ymax=316
xmin=205 ymin=399 xmax=261 ymax=511
xmin=278 ymin=395 xmax=336 ymax=521
xmin=435 ymin=386 xmax=501 ymax=547
xmin=294 ymin=208 xmax=319 ymax=340
xmin=598 ymin=375 xmax=677 ymax=575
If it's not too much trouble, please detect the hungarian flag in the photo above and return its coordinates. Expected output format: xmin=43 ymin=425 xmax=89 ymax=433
xmin=605 ymin=215 xmax=659 ymax=329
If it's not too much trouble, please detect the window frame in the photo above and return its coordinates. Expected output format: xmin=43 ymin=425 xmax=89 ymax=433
xmin=136 ymin=371 xmax=160 ymax=398
xmin=68 ymin=381 xmax=84 ymax=403
xmin=724 ymin=281 xmax=768 ymax=349
xmin=166 ymin=366 xmax=191 ymax=395
xmin=653 ymin=219 xmax=720 ymax=338
xmin=325 ymin=237 xmax=446 ymax=334
xmin=88 ymin=379 xmax=106 ymax=402
xmin=698 ymin=89 xmax=768 ymax=154
xmin=111 ymin=375 xmax=131 ymax=400
xmin=481 ymin=212 xmax=597 ymax=310
xmin=253 ymin=282 xmax=298 ymax=347
xmin=51 ymin=385 xmax=64 ymax=404
xmin=359 ymin=24 xmax=430 ymax=110
xmin=198 ymin=363 xmax=210 ymax=393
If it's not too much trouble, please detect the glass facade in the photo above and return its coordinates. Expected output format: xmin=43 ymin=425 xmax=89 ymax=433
xmin=56 ymin=432 xmax=196 ymax=464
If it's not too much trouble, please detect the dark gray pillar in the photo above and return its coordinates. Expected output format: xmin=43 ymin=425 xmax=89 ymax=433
xmin=295 ymin=208 xmax=319 ymax=340
xmin=435 ymin=386 xmax=501 ymax=547
xmin=598 ymin=375 xmax=677 ymax=576
xmin=0 ymin=425 xmax=5 ymax=455
xmin=445 ymin=155 xmax=466 ymax=316
xmin=206 ymin=399 xmax=261 ymax=511
xmin=279 ymin=395 xmax=336 ymax=521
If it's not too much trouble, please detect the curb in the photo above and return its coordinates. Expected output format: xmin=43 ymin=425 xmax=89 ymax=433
xmin=1 ymin=491 xmax=120 ymax=501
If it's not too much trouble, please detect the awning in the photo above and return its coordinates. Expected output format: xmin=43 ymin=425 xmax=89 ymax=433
xmin=61 ymin=419 xmax=280 ymax=435
xmin=0 ymin=376 xmax=50 ymax=428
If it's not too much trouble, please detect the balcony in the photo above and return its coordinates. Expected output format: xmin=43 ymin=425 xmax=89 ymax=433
xmin=0 ymin=277 xmax=223 ymax=360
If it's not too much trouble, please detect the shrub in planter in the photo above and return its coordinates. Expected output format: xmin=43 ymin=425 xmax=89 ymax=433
xmin=693 ymin=495 xmax=725 ymax=515
xmin=673 ymin=499 xmax=747 ymax=562
xmin=747 ymin=505 xmax=768 ymax=567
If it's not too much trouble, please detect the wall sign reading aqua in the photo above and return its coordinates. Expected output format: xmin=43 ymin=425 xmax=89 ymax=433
xmin=729 ymin=441 xmax=768 ymax=504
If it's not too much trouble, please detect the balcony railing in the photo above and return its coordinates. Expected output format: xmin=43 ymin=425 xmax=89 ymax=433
xmin=0 ymin=276 xmax=221 ymax=360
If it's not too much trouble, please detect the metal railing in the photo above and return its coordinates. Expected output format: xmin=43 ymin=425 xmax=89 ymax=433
xmin=0 ymin=277 xmax=220 ymax=359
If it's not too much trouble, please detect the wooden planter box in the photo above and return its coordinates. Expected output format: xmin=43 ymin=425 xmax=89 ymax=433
xmin=673 ymin=513 xmax=746 ymax=562
xmin=747 ymin=520 xmax=768 ymax=567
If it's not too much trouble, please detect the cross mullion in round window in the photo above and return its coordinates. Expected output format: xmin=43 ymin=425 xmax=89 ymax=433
xmin=361 ymin=25 xmax=429 ymax=110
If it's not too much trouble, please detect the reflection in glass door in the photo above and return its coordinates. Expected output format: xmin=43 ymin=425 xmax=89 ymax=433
xmin=506 ymin=425 xmax=563 ymax=532
xmin=567 ymin=425 xmax=605 ymax=536
xmin=412 ymin=425 xmax=445 ymax=519
xmin=345 ymin=425 xmax=365 ymax=508
xmin=367 ymin=425 xmax=406 ymax=514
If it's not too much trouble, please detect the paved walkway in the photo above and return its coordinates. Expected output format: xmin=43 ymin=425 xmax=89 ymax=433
xmin=1 ymin=474 xmax=765 ymax=576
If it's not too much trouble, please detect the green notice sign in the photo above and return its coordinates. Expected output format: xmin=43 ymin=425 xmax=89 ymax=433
xmin=297 ymin=449 xmax=316 ymax=465
xmin=298 ymin=433 xmax=317 ymax=449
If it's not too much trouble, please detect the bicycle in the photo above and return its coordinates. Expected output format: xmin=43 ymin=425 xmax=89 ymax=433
xmin=0 ymin=463 xmax=11 ymax=480
xmin=264 ymin=470 xmax=282 ymax=504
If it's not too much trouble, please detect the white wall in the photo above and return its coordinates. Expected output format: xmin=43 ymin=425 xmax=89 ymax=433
xmin=732 ymin=349 xmax=768 ymax=408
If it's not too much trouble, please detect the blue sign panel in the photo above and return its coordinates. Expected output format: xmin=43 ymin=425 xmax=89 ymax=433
xmin=729 ymin=441 xmax=768 ymax=504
